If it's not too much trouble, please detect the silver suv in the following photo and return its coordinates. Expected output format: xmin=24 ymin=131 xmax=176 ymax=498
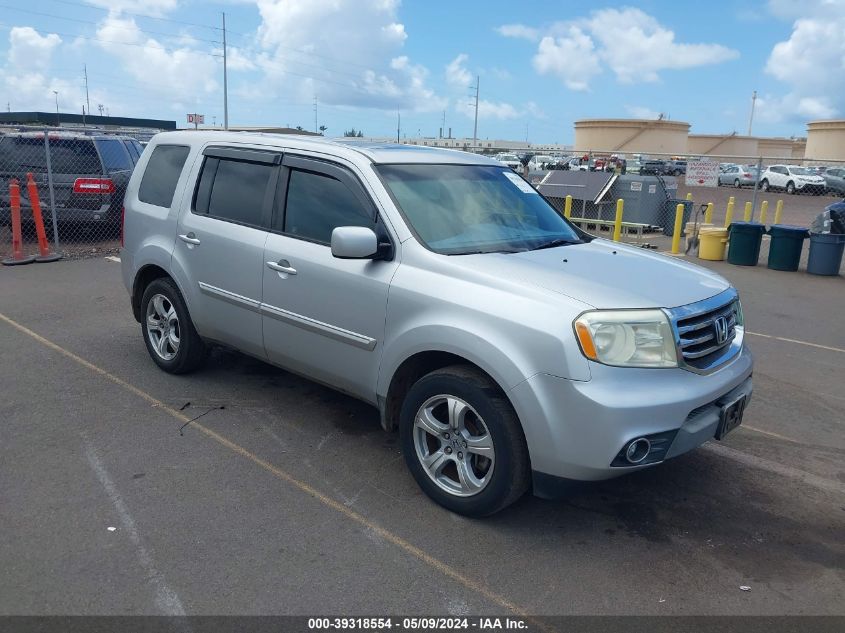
xmin=122 ymin=132 xmax=753 ymax=516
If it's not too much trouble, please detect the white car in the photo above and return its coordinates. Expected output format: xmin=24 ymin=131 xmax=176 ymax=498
xmin=495 ymin=153 xmax=522 ymax=171
xmin=528 ymin=155 xmax=555 ymax=171
xmin=760 ymin=165 xmax=826 ymax=195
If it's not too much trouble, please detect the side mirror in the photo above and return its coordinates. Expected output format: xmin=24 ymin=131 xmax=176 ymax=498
xmin=331 ymin=226 xmax=380 ymax=259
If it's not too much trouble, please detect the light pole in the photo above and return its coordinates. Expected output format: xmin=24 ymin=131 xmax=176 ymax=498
xmin=53 ymin=90 xmax=60 ymax=127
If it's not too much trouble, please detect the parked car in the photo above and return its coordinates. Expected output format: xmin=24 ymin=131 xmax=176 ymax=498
xmin=824 ymin=167 xmax=845 ymax=196
xmin=495 ymin=153 xmax=521 ymax=171
xmin=719 ymin=162 xmax=738 ymax=173
xmin=665 ymin=160 xmax=687 ymax=176
xmin=760 ymin=164 xmax=826 ymax=195
xmin=0 ymin=131 xmax=143 ymax=227
xmin=640 ymin=160 xmax=668 ymax=175
xmin=718 ymin=165 xmax=761 ymax=188
xmin=528 ymin=154 xmax=555 ymax=171
xmin=122 ymin=131 xmax=753 ymax=516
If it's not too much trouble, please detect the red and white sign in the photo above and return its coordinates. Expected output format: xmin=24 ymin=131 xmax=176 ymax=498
xmin=685 ymin=160 xmax=719 ymax=187
xmin=187 ymin=113 xmax=205 ymax=124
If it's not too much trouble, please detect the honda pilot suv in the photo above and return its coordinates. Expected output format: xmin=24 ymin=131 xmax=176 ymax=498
xmin=121 ymin=132 xmax=753 ymax=516
xmin=0 ymin=131 xmax=142 ymax=228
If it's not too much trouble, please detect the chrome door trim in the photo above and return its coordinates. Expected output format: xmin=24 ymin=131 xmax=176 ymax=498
xmin=260 ymin=302 xmax=377 ymax=351
xmin=198 ymin=281 xmax=261 ymax=313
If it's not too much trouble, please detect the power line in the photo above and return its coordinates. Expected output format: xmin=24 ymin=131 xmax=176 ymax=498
xmin=45 ymin=0 xmax=220 ymax=31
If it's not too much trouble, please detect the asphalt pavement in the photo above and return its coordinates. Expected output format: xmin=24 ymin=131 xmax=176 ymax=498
xmin=0 ymin=256 xmax=843 ymax=618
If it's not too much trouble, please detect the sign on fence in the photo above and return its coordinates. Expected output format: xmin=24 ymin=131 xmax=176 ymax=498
xmin=186 ymin=113 xmax=205 ymax=124
xmin=685 ymin=160 xmax=719 ymax=187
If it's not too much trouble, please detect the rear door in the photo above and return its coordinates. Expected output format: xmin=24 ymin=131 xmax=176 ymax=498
xmin=261 ymin=155 xmax=398 ymax=401
xmin=173 ymin=145 xmax=280 ymax=358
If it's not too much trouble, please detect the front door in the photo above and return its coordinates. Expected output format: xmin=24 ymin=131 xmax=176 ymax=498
xmin=261 ymin=155 xmax=398 ymax=401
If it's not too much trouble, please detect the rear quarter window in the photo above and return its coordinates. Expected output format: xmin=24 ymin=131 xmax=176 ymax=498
xmin=138 ymin=145 xmax=191 ymax=208
xmin=96 ymin=139 xmax=133 ymax=172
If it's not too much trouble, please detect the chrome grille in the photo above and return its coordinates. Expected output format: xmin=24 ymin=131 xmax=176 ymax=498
xmin=675 ymin=301 xmax=738 ymax=368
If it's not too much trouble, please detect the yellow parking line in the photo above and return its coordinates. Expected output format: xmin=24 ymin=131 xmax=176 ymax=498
xmin=0 ymin=312 xmax=540 ymax=624
xmin=743 ymin=425 xmax=802 ymax=444
xmin=747 ymin=331 xmax=845 ymax=354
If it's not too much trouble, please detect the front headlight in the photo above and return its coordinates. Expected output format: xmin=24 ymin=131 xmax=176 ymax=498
xmin=573 ymin=309 xmax=678 ymax=368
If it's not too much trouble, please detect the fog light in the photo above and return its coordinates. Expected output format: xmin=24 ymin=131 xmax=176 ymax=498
xmin=625 ymin=438 xmax=651 ymax=464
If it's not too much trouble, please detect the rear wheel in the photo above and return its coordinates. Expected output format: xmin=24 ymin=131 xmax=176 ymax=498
xmin=399 ymin=365 xmax=530 ymax=516
xmin=141 ymin=278 xmax=206 ymax=374
xmin=734 ymin=179 xmax=741 ymax=188
xmin=760 ymin=179 xmax=769 ymax=192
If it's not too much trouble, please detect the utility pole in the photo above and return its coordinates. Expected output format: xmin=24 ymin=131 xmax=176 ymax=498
xmin=83 ymin=64 xmax=91 ymax=120
xmin=747 ymin=90 xmax=757 ymax=136
xmin=314 ymin=96 xmax=318 ymax=133
xmin=222 ymin=12 xmax=229 ymax=130
xmin=472 ymin=75 xmax=479 ymax=151
xmin=53 ymin=90 xmax=59 ymax=127
xmin=396 ymin=108 xmax=400 ymax=144
xmin=441 ymin=110 xmax=445 ymax=138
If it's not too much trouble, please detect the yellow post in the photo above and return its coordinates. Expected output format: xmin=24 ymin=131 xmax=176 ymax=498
xmin=671 ymin=203 xmax=684 ymax=254
xmin=725 ymin=197 xmax=735 ymax=227
xmin=564 ymin=194 xmax=572 ymax=219
xmin=704 ymin=202 xmax=714 ymax=224
xmin=760 ymin=200 xmax=769 ymax=225
xmin=686 ymin=192 xmax=693 ymax=201
xmin=743 ymin=201 xmax=752 ymax=222
xmin=774 ymin=199 xmax=783 ymax=225
xmin=612 ymin=198 xmax=624 ymax=242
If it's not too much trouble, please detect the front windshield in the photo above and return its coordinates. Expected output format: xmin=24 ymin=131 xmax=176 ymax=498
xmin=377 ymin=164 xmax=582 ymax=255
xmin=789 ymin=167 xmax=812 ymax=175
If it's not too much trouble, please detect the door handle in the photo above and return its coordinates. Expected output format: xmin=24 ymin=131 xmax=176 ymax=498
xmin=179 ymin=233 xmax=201 ymax=246
xmin=266 ymin=260 xmax=297 ymax=275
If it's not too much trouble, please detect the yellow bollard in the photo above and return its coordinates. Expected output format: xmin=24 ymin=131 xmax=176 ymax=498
xmin=774 ymin=199 xmax=783 ymax=225
xmin=743 ymin=201 xmax=752 ymax=222
xmin=686 ymin=192 xmax=693 ymax=201
xmin=704 ymin=202 xmax=714 ymax=224
xmin=725 ymin=197 xmax=735 ymax=227
xmin=671 ymin=203 xmax=684 ymax=254
xmin=612 ymin=198 xmax=624 ymax=242
xmin=564 ymin=194 xmax=572 ymax=219
xmin=760 ymin=200 xmax=769 ymax=225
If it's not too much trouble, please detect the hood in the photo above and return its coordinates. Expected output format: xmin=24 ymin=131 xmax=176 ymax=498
xmin=460 ymin=239 xmax=730 ymax=309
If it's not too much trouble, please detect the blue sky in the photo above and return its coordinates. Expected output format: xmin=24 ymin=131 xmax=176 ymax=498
xmin=1 ymin=0 xmax=842 ymax=143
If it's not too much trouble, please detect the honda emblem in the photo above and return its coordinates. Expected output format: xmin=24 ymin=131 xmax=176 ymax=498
xmin=714 ymin=316 xmax=729 ymax=345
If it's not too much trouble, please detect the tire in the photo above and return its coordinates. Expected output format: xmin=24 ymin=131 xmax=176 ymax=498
xmin=140 ymin=277 xmax=207 ymax=374
xmin=734 ymin=179 xmax=741 ymax=188
xmin=399 ymin=365 xmax=530 ymax=517
xmin=786 ymin=181 xmax=795 ymax=195
xmin=760 ymin=179 xmax=769 ymax=192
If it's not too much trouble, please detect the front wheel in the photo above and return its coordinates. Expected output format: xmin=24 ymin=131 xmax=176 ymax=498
xmin=760 ymin=179 xmax=769 ymax=192
xmin=399 ymin=365 xmax=530 ymax=516
xmin=141 ymin=278 xmax=207 ymax=374
xmin=786 ymin=181 xmax=796 ymax=195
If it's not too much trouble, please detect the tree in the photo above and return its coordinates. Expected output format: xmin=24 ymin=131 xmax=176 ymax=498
xmin=319 ymin=125 xmax=328 ymax=134
xmin=357 ymin=130 xmax=364 ymax=137
xmin=295 ymin=125 xmax=303 ymax=131
xmin=344 ymin=127 xmax=365 ymax=137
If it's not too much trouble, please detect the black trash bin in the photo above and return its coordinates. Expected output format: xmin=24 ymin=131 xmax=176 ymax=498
xmin=727 ymin=222 xmax=766 ymax=266
xmin=767 ymin=225 xmax=810 ymax=271
xmin=807 ymin=233 xmax=845 ymax=276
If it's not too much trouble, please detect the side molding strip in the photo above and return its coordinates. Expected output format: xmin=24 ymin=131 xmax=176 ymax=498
xmin=260 ymin=303 xmax=377 ymax=351
xmin=198 ymin=282 xmax=261 ymax=313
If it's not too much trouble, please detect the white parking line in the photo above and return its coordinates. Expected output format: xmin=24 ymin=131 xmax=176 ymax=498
xmin=83 ymin=441 xmax=187 ymax=616
xmin=703 ymin=442 xmax=845 ymax=496
xmin=104 ymin=255 xmax=121 ymax=263
xmin=747 ymin=331 xmax=845 ymax=354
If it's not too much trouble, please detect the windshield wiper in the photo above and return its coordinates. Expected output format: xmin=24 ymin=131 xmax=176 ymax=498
xmin=529 ymin=238 xmax=582 ymax=251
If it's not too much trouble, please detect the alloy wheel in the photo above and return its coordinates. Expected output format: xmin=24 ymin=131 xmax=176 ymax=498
xmin=146 ymin=294 xmax=180 ymax=361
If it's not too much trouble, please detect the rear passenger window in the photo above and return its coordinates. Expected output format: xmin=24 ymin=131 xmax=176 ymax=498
xmin=97 ymin=139 xmax=132 ymax=172
xmin=280 ymin=169 xmax=375 ymax=243
xmin=138 ymin=145 xmax=190 ymax=208
xmin=194 ymin=157 xmax=273 ymax=227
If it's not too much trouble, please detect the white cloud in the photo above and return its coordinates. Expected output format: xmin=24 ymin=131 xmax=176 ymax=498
xmin=500 ymin=9 xmax=738 ymax=89
xmin=532 ymin=27 xmax=600 ymax=91
xmin=8 ymin=27 xmax=61 ymax=71
xmin=495 ymin=24 xmax=539 ymax=41
xmin=254 ymin=0 xmax=444 ymax=112
xmin=761 ymin=1 xmax=845 ymax=122
xmin=95 ymin=16 xmax=218 ymax=104
xmin=84 ymin=0 xmax=179 ymax=17
xmin=446 ymin=53 xmax=472 ymax=87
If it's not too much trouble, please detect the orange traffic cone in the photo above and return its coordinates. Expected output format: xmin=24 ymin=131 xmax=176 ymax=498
xmin=26 ymin=173 xmax=61 ymax=263
xmin=2 ymin=178 xmax=35 ymax=266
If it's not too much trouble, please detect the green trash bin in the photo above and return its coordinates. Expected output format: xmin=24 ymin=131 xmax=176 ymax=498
xmin=807 ymin=233 xmax=845 ymax=276
xmin=767 ymin=225 xmax=810 ymax=271
xmin=727 ymin=222 xmax=766 ymax=266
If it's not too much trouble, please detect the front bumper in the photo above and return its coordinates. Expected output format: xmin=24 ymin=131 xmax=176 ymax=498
xmin=509 ymin=344 xmax=754 ymax=489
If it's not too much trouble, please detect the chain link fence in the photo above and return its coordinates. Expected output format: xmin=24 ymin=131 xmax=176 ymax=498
xmin=1 ymin=126 xmax=146 ymax=260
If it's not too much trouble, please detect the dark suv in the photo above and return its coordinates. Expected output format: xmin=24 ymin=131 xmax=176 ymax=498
xmin=0 ymin=132 xmax=143 ymax=228
xmin=665 ymin=160 xmax=687 ymax=176
xmin=640 ymin=160 xmax=667 ymax=175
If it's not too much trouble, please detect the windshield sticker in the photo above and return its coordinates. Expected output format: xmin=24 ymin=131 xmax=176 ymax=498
xmin=502 ymin=170 xmax=538 ymax=194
